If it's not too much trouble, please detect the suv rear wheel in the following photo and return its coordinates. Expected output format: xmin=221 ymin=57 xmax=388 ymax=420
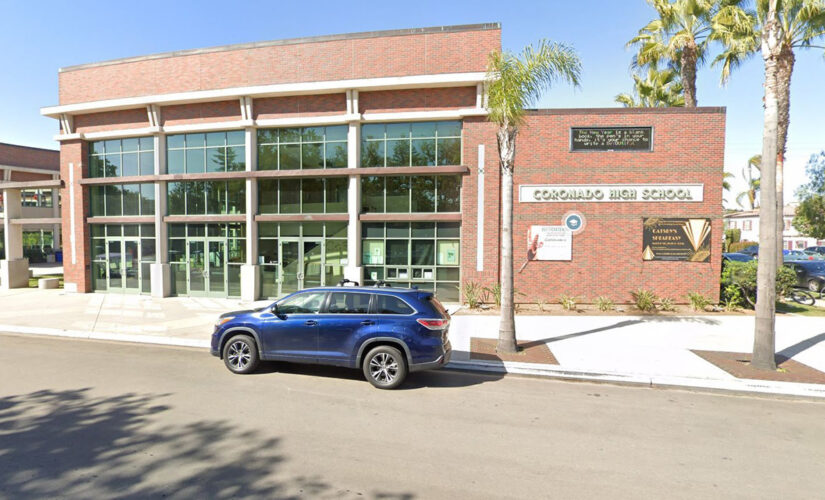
xmin=363 ymin=345 xmax=407 ymax=389
xmin=223 ymin=334 xmax=260 ymax=374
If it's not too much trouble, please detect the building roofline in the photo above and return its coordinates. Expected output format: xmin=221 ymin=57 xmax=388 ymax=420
xmin=59 ymin=23 xmax=502 ymax=73
xmin=527 ymin=107 xmax=726 ymax=115
xmin=0 ymin=142 xmax=59 ymax=154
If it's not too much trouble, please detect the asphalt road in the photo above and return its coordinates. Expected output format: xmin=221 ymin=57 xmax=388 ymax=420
xmin=1 ymin=333 xmax=824 ymax=499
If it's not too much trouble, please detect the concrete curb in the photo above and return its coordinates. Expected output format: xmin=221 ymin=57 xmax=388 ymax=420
xmin=3 ymin=324 xmax=824 ymax=400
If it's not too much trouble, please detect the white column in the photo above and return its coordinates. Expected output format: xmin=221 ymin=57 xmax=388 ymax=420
xmin=241 ymin=126 xmax=260 ymax=301
xmin=51 ymin=174 xmax=61 ymax=251
xmin=476 ymin=144 xmax=485 ymax=272
xmin=151 ymin=133 xmax=171 ymax=297
xmin=1 ymin=188 xmax=29 ymax=289
xmin=344 ymin=91 xmax=362 ymax=283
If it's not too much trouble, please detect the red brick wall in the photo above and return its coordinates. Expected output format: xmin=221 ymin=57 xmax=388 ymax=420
xmin=8 ymin=171 xmax=54 ymax=182
xmin=254 ymin=94 xmax=346 ymax=120
xmin=59 ymin=140 xmax=92 ymax=292
xmin=162 ymin=100 xmax=241 ymax=127
xmin=58 ymin=28 xmax=501 ymax=105
xmin=469 ymin=108 xmax=725 ymax=304
xmin=74 ymin=108 xmax=150 ymax=134
xmin=0 ymin=143 xmax=59 ymax=171
xmin=359 ymin=87 xmax=477 ymax=114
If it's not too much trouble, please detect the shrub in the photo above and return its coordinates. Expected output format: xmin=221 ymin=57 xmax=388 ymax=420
xmin=721 ymin=260 xmax=797 ymax=308
xmin=483 ymin=283 xmax=502 ymax=307
xmin=559 ymin=294 xmax=577 ymax=311
xmin=631 ymin=288 xmax=657 ymax=312
xmin=595 ymin=296 xmax=615 ymax=312
xmin=659 ymin=297 xmax=676 ymax=312
xmin=724 ymin=228 xmax=741 ymax=251
xmin=687 ymin=292 xmax=712 ymax=312
xmin=728 ymin=241 xmax=758 ymax=253
xmin=463 ymin=281 xmax=482 ymax=309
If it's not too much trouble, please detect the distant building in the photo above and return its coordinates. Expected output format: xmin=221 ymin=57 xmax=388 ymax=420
xmin=724 ymin=204 xmax=824 ymax=250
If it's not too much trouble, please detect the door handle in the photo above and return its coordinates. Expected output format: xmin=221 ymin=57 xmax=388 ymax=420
xmin=305 ymin=320 xmax=318 ymax=326
xmin=360 ymin=320 xmax=375 ymax=326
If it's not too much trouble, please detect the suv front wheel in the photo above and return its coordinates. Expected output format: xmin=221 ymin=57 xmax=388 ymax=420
xmin=363 ymin=345 xmax=407 ymax=389
xmin=223 ymin=334 xmax=260 ymax=374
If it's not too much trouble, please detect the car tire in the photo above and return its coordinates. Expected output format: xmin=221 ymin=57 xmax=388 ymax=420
xmin=363 ymin=345 xmax=407 ymax=390
xmin=809 ymin=280 xmax=822 ymax=293
xmin=223 ymin=334 xmax=260 ymax=374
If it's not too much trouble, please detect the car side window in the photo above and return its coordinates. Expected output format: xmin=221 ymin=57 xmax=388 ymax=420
xmin=374 ymin=295 xmax=414 ymax=315
xmin=327 ymin=292 xmax=371 ymax=314
xmin=277 ymin=292 xmax=326 ymax=314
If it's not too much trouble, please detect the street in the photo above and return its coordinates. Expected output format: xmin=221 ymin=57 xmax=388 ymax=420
xmin=1 ymin=333 xmax=823 ymax=499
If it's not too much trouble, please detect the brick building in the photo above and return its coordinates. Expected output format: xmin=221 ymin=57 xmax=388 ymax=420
xmin=41 ymin=23 xmax=725 ymax=303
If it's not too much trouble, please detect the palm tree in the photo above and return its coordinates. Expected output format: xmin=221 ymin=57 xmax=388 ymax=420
xmin=615 ymin=67 xmax=686 ymax=107
xmin=736 ymin=154 xmax=762 ymax=209
xmin=753 ymin=0 xmax=782 ymax=371
xmin=723 ymin=171 xmax=736 ymax=204
xmin=629 ymin=0 xmax=738 ymax=106
xmin=485 ymin=40 xmax=582 ymax=353
xmin=714 ymin=0 xmax=825 ymax=267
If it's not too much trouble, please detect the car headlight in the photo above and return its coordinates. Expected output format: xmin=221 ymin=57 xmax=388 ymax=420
xmin=215 ymin=316 xmax=235 ymax=328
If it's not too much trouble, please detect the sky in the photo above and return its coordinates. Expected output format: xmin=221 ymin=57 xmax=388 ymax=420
xmin=1 ymin=0 xmax=822 ymax=208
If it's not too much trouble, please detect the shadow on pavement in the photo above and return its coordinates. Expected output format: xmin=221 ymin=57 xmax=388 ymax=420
xmin=251 ymin=361 xmax=503 ymax=389
xmin=778 ymin=332 xmax=825 ymax=360
xmin=0 ymin=388 xmax=415 ymax=499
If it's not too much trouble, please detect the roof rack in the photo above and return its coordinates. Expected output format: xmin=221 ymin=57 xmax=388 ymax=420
xmin=337 ymin=279 xmax=360 ymax=287
xmin=373 ymin=280 xmax=391 ymax=288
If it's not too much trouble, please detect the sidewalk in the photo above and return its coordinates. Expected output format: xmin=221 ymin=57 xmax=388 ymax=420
xmin=1 ymin=288 xmax=824 ymax=399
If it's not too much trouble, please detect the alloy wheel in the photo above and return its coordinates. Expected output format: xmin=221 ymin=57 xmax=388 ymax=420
xmin=369 ymin=352 xmax=399 ymax=384
xmin=227 ymin=340 xmax=252 ymax=370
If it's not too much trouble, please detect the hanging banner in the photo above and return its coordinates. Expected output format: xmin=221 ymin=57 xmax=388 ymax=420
xmin=527 ymin=226 xmax=572 ymax=261
xmin=642 ymin=218 xmax=711 ymax=262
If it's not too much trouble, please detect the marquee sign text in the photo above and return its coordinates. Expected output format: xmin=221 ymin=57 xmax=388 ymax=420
xmin=519 ymin=184 xmax=704 ymax=203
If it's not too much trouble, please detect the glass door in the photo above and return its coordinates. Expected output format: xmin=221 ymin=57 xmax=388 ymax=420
xmin=208 ymin=240 xmax=226 ymax=296
xmin=278 ymin=238 xmax=324 ymax=295
xmin=104 ymin=239 xmax=141 ymax=293
xmin=187 ymin=239 xmax=206 ymax=295
xmin=107 ymin=240 xmax=123 ymax=289
xmin=123 ymin=240 xmax=140 ymax=291
xmin=302 ymin=239 xmax=323 ymax=288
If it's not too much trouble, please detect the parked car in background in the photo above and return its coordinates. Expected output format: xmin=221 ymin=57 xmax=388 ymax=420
xmin=805 ymin=246 xmax=825 ymax=256
xmin=737 ymin=245 xmax=759 ymax=259
xmin=722 ymin=253 xmax=752 ymax=265
xmin=784 ymin=250 xmax=815 ymax=261
xmin=784 ymin=261 xmax=825 ymax=292
xmin=210 ymin=284 xmax=452 ymax=389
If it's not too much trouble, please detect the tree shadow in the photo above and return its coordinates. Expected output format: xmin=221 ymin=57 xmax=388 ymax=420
xmin=0 ymin=388 xmax=415 ymax=499
xmin=778 ymin=332 xmax=825 ymax=360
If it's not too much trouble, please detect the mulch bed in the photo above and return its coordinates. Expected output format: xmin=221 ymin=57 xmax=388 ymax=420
xmin=470 ymin=338 xmax=559 ymax=365
xmin=692 ymin=350 xmax=825 ymax=384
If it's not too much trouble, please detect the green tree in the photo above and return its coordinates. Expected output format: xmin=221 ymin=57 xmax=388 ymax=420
xmin=615 ymin=67 xmax=686 ymax=107
xmin=795 ymin=150 xmax=825 ymax=198
xmin=713 ymin=0 xmax=825 ymax=267
xmin=736 ymin=154 xmax=762 ymax=209
xmin=793 ymin=151 xmax=825 ymax=238
xmin=629 ymin=0 xmax=738 ymax=107
xmin=485 ymin=40 xmax=582 ymax=353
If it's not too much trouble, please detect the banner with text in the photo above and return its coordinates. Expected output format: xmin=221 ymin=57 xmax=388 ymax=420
xmin=642 ymin=218 xmax=711 ymax=262
xmin=519 ymin=184 xmax=703 ymax=203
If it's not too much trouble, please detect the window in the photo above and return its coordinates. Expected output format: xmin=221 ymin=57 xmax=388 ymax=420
xmin=361 ymin=121 xmax=461 ymax=167
xmin=744 ymin=220 xmax=753 ymax=231
xmin=258 ymin=177 xmax=347 ymax=214
xmin=167 ymin=181 xmax=245 ymax=215
xmin=89 ymin=137 xmax=154 ymax=178
xmin=90 ymin=184 xmax=155 ymax=216
xmin=360 ymin=175 xmax=461 ymax=213
xmin=327 ymin=292 xmax=372 ymax=314
xmin=257 ymin=126 xmax=347 ymax=170
xmin=374 ymin=295 xmax=414 ymax=315
xmin=166 ymin=131 xmax=245 ymax=174
xmin=21 ymin=189 xmax=53 ymax=208
xmin=277 ymin=291 xmax=326 ymax=314
xmin=362 ymin=222 xmax=460 ymax=302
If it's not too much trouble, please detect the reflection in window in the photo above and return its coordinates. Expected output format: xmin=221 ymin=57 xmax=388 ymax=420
xmin=89 ymin=137 xmax=154 ymax=178
xmin=166 ymin=131 xmax=245 ymax=174
xmin=90 ymin=184 xmax=156 ymax=216
xmin=257 ymin=126 xmax=347 ymax=170
xmin=258 ymin=178 xmax=347 ymax=214
xmin=166 ymin=181 xmax=245 ymax=215
xmin=361 ymin=121 xmax=461 ymax=167
xmin=360 ymin=175 xmax=461 ymax=214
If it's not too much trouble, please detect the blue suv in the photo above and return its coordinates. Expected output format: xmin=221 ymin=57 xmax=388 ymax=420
xmin=210 ymin=283 xmax=452 ymax=389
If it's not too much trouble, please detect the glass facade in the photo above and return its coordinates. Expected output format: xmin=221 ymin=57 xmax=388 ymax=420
xmin=257 ymin=126 xmax=347 ymax=170
xmin=258 ymin=221 xmax=348 ymax=298
xmin=90 ymin=184 xmax=155 ymax=216
xmin=167 ymin=181 xmax=245 ymax=215
xmin=167 ymin=131 xmax=245 ymax=174
xmin=90 ymin=224 xmax=156 ymax=294
xmin=361 ymin=175 xmax=460 ymax=213
xmin=258 ymin=178 xmax=348 ymax=214
xmin=168 ymin=223 xmax=245 ymax=297
xmin=361 ymin=121 xmax=462 ymax=167
xmin=362 ymin=222 xmax=460 ymax=302
xmin=90 ymin=137 xmax=155 ymax=178
xmin=21 ymin=189 xmax=54 ymax=208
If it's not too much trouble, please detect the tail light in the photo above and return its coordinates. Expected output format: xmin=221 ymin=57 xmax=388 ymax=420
xmin=417 ymin=318 xmax=448 ymax=330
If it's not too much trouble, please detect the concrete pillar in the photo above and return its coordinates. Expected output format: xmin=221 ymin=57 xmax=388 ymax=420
xmin=344 ymin=96 xmax=362 ymax=284
xmin=241 ymin=126 xmax=259 ymax=301
xmin=1 ymin=188 xmax=29 ymax=289
xmin=51 ymin=177 xmax=61 ymax=251
xmin=151 ymin=133 xmax=171 ymax=297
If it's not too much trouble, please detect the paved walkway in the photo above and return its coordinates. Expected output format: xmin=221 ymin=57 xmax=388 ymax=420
xmin=1 ymin=288 xmax=824 ymax=398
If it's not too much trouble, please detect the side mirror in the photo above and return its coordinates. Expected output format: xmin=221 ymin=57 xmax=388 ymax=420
xmin=270 ymin=303 xmax=280 ymax=315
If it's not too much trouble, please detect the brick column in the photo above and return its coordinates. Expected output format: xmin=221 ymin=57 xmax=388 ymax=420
xmin=60 ymin=139 xmax=92 ymax=292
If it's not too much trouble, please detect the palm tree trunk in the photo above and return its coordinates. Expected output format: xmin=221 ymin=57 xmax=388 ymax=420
xmin=753 ymin=0 xmax=780 ymax=371
xmin=775 ymin=48 xmax=794 ymax=267
xmin=680 ymin=43 xmax=698 ymax=107
xmin=497 ymin=126 xmax=518 ymax=354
